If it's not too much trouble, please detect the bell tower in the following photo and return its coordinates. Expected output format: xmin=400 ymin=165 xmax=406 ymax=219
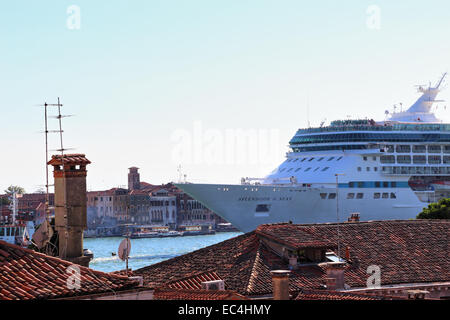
xmin=48 ymin=153 xmax=91 ymax=267
xmin=128 ymin=167 xmax=140 ymax=191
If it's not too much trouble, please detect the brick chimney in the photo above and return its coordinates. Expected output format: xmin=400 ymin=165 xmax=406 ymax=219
xmin=271 ymin=270 xmax=291 ymax=300
xmin=48 ymin=154 xmax=91 ymax=267
xmin=128 ymin=167 xmax=140 ymax=191
xmin=319 ymin=261 xmax=346 ymax=290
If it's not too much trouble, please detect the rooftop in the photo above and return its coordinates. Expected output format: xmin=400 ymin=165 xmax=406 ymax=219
xmin=0 ymin=240 xmax=139 ymax=300
xmin=134 ymin=220 xmax=450 ymax=297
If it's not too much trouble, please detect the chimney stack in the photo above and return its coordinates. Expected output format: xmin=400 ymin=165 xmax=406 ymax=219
xmin=319 ymin=261 xmax=346 ymax=290
xmin=48 ymin=154 xmax=91 ymax=267
xmin=271 ymin=270 xmax=291 ymax=300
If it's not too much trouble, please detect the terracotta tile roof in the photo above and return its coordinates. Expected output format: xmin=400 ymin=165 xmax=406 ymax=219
xmin=47 ymin=154 xmax=91 ymax=166
xmin=294 ymin=289 xmax=386 ymax=300
xmin=0 ymin=240 xmax=139 ymax=300
xmin=167 ymin=271 xmax=223 ymax=290
xmin=153 ymin=287 xmax=248 ymax=300
xmin=135 ymin=220 xmax=450 ymax=296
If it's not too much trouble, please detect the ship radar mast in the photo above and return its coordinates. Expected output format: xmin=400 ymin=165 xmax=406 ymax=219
xmin=387 ymin=73 xmax=447 ymax=123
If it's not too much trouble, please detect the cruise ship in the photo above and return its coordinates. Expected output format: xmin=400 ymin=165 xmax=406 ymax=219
xmin=176 ymin=74 xmax=449 ymax=232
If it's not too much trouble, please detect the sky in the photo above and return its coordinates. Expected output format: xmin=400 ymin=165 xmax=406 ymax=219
xmin=1 ymin=0 xmax=450 ymax=193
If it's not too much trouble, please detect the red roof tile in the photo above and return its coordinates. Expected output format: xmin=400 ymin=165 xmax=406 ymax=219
xmin=153 ymin=287 xmax=248 ymax=300
xmin=0 ymin=240 xmax=139 ymax=300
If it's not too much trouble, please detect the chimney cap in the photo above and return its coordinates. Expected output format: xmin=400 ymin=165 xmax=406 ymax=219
xmin=270 ymin=270 xmax=291 ymax=278
xmin=48 ymin=154 xmax=91 ymax=166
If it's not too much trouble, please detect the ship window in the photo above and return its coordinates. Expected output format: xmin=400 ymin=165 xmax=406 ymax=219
xmin=363 ymin=156 xmax=367 ymax=161
xmin=318 ymin=157 xmax=324 ymax=161
xmin=390 ymin=193 xmax=396 ymax=199
xmin=374 ymin=167 xmax=378 ymax=172
xmin=383 ymin=181 xmax=389 ymax=188
xmin=308 ymin=158 xmax=315 ymax=161
xmin=380 ymin=155 xmax=395 ymax=164
xmin=413 ymin=145 xmax=426 ymax=153
xmin=293 ymin=158 xmax=299 ymax=162
xmin=386 ymin=145 xmax=394 ymax=153
xmin=374 ymin=193 xmax=381 ymax=199
xmin=356 ymin=193 xmax=364 ymax=199
xmin=349 ymin=182 xmax=355 ymax=188
xmin=375 ymin=181 xmax=381 ymax=188
xmin=357 ymin=167 xmax=362 ymax=172
xmin=428 ymin=145 xmax=441 ymax=153
xmin=397 ymin=155 xmax=411 ymax=164
xmin=287 ymin=168 xmax=293 ymax=172
xmin=428 ymin=156 xmax=441 ymax=164
xmin=322 ymin=167 xmax=330 ymax=171
xmin=328 ymin=193 xmax=336 ymax=199
xmin=0 ymin=228 xmax=4 ymax=236
xmin=301 ymin=158 xmax=307 ymax=162
xmin=372 ymin=156 xmax=377 ymax=161
xmin=280 ymin=168 xmax=286 ymax=172
xmin=396 ymin=145 xmax=411 ymax=153
xmin=304 ymin=167 xmax=311 ymax=172
xmin=314 ymin=167 xmax=320 ymax=172
xmin=357 ymin=182 xmax=364 ymax=188
xmin=444 ymin=156 xmax=450 ymax=164
xmin=328 ymin=157 xmax=335 ymax=161
xmin=444 ymin=146 xmax=450 ymax=154
xmin=413 ymin=155 xmax=426 ymax=164
xmin=382 ymin=193 xmax=389 ymax=199
xmin=366 ymin=167 xmax=370 ymax=171
xmin=337 ymin=156 xmax=343 ymax=160
xmin=320 ymin=193 xmax=327 ymax=199
xmin=347 ymin=193 xmax=355 ymax=199
xmin=391 ymin=182 xmax=396 ymax=187
xmin=295 ymin=168 xmax=301 ymax=172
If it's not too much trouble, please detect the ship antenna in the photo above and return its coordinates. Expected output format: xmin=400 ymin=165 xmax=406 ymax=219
xmin=436 ymin=72 xmax=447 ymax=89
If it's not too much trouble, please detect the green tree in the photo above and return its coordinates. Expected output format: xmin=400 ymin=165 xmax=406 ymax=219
xmin=417 ymin=198 xmax=450 ymax=219
xmin=4 ymin=185 xmax=25 ymax=196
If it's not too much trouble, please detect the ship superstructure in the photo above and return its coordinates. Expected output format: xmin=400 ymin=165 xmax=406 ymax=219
xmin=176 ymin=74 xmax=449 ymax=232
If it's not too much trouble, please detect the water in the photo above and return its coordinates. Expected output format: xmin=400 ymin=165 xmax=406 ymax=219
xmin=85 ymin=232 xmax=243 ymax=273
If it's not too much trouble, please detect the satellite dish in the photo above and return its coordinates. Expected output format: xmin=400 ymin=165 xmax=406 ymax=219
xmin=32 ymin=220 xmax=53 ymax=249
xmin=118 ymin=238 xmax=131 ymax=261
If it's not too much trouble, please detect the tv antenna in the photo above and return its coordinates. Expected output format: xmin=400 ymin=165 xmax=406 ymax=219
xmin=36 ymin=98 xmax=75 ymax=255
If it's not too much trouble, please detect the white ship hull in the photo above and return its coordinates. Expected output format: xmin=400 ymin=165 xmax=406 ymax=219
xmin=176 ymin=183 xmax=424 ymax=233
